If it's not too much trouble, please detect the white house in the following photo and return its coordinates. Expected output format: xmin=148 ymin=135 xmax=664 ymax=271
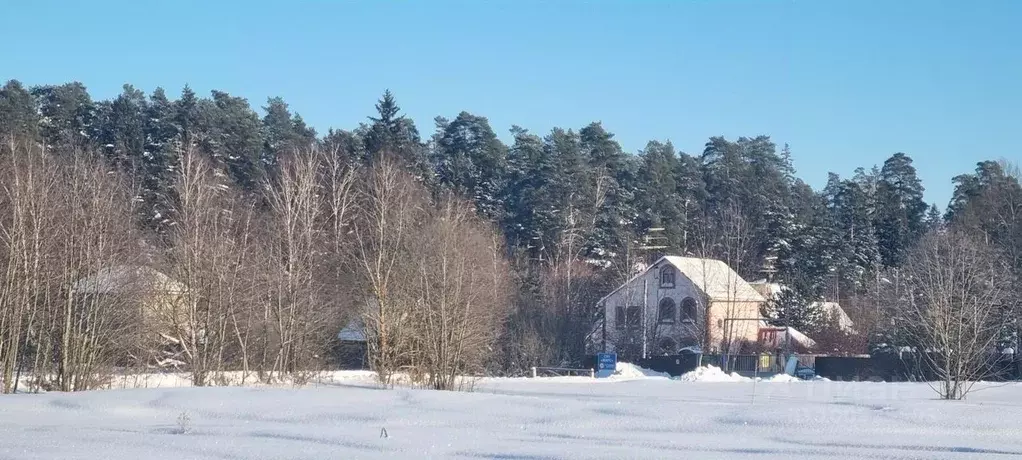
xmin=591 ymin=256 xmax=767 ymax=359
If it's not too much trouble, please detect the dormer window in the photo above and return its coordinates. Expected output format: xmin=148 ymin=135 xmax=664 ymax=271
xmin=659 ymin=266 xmax=675 ymax=288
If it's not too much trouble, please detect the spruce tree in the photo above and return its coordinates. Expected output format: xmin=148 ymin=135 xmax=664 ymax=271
xmin=579 ymin=122 xmax=635 ymax=269
xmin=700 ymin=135 xmax=794 ymax=276
xmin=261 ymin=97 xmax=317 ymax=171
xmin=502 ymin=126 xmax=554 ymax=258
xmin=320 ymin=128 xmax=365 ymax=167
xmin=174 ymin=85 xmax=202 ymax=148
xmin=924 ymin=204 xmax=942 ymax=231
xmin=364 ymin=90 xmax=429 ymax=180
xmin=827 ymin=175 xmax=881 ymax=294
xmin=633 ymin=140 xmax=685 ymax=256
xmin=0 ymin=80 xmax=40 ymax=142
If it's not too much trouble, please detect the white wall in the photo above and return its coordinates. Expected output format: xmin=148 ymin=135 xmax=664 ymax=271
xmin=600 ymin=260 xmax=707 ymax=355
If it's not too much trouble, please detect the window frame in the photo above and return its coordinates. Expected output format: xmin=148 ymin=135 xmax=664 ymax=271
xmin=625 ymin=306 xmax=641 ymax=329
xmin=657 ymin=297 xmax=676 ymax=324
xmin=659 ymin=266 xmax=676 ymax=288
xmin=681 ymin=297 xmax=698 ymax=323
xmin=615 ymin=306 xmax=626 ymax=330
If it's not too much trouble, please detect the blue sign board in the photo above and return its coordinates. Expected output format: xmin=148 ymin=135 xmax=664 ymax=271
xmin=596 ymin=353 xmax=616 ymax=378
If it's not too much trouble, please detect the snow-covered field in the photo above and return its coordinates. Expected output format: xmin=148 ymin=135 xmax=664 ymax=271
xmin=2 ymin=366 xmax=1022 ymax=459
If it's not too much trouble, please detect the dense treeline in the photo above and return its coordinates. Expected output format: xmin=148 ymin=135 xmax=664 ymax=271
xmin=0 ymin=80 xmax=1019 ymax=391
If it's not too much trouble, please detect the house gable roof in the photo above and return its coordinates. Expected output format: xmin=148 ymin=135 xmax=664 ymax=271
xmin=597 ymin=256 xmax=766 ymax=305
xmin=72 ymin=266 xmax=186 ymax=294
xmin=662 ymin=256 xmax=766 ymax=302
xmin=815 ymin=301 xmax=854 ymax=330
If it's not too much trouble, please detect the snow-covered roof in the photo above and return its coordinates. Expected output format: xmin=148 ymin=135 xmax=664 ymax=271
xmin=749 ymin=280 xmax=783 ymax=299
xmin=337 ymin=318 xmax=366 ymax=342
xmin=761 ymin=326 xmax=818 ymax=349
xmin=72 ymin=266 xmax=186 ymax=294
xmin=815 ymin=301 xmax=854 ymax=331
xmin=749 ymin=282 xmax=855 ymax=332
xmin=662 ymin=256 xmax=766 ymax=302
xmin=597 ymin=256 xmax=766 ymax=305
xmin=785 ymin=326 xmax=817 ymax=348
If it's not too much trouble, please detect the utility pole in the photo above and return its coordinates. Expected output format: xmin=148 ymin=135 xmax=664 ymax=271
xmin=638 ymin=227 xmax=668 ymax=265
xmin=642 ymin=279 xmax=648 ymax=360
xmin=635 ymin=228 xmax=667 ymax=361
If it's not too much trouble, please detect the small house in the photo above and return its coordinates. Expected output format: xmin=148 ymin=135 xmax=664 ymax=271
xmin=592 ymin=256 xmax=767 ymax=359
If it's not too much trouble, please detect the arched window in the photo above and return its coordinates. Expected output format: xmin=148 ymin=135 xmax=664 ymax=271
xmin=658 ymin=337 xmax=677 ymax=355
xmin=658 ymin=297 xmax=676 ymax=324
xmin=659 ymin=266 xmax=676 ymax=288
xmin=681 ymin=297 xmax=698 ymax=322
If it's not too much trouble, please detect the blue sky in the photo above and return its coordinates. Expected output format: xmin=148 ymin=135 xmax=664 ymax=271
xmin=2 ymin=0 xmax=1020 ymax=206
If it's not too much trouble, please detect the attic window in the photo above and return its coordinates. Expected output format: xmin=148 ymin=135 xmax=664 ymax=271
xmin=659 ymin=266 xmax=676 ymax=288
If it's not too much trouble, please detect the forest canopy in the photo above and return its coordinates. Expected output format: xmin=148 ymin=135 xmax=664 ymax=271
xmin=0 ymin=80 xmax=1019 ymax=389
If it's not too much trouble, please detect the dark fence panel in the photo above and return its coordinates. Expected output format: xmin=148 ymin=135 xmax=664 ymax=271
xmin=588 ymin=353 xmax=1022 ymax=381
xmin=638 ymin=354 xmax=702 ymax=377
xmin=816 ymin=354 xmax=1022 ymax=382
xmin=581 ymin=354 xmax=701 ymax=377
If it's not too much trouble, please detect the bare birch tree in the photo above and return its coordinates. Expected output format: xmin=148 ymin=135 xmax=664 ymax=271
xmin=901 ymin=230 xmax=1014 ymax=399
xmin=47 ymin=150 xmax=144 ymax=391
xmin=0 ymin=140 xmax=56 ymax=392
xmin=412 ymin=195 xmax=511 ymax=389
xmin=352 ymin=156 xmax=424 ymax=386
xmin=165 ymin=147 xmax=260 ymax=386
xmin=261 ymin=147 xmax=343 ymax=381
xmin=690 ymin=202 xmax=757 ymax=365
xmin=1 ymin=141 xmax=143 ymax=392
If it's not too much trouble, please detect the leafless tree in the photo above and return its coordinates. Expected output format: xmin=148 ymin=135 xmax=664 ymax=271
xmin=164 ymin=147 xmax=260 ymax=386
xmin=260 ymin=147 xmax=345 ymax=382
xmin=690 ymin=202 xmax=757 ymax=366
xmin=411 ymin=195 xmax=512 ymax=389
xmin=900 ymin=230 xmax=1014 ymax=400
xmin=0 ymin=140 xmax=56 ymax=392
xmin=352 ymin=157 xmax=514 ymax=387
xmin=508 ymin=165 xmax=611 ymax=369
xmin=492 ymin=257 xmax=561 ymax=375
xmin=352 ymin=156 xmax=424 ymax=386
xmin=0 ymin=141 xmax=143 ymax=392
xmin=47 ymin=149 xmax=144 ymax=391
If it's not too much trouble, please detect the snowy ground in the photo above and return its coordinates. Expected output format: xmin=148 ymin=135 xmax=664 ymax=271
xmin=2 ymin=367 xmax=1022 ymax=459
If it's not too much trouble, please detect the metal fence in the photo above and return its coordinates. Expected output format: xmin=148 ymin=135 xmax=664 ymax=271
xmin=530 ymin=366 xmax=595 ymax=378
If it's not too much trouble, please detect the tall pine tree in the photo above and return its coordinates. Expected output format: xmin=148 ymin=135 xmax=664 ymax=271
xmin=874 ymin=152 xmax=927 ymax=267
xmin=0 ymin=80 xmax=40 ymax=142
xmin=33 ymin=82 xmax=96 ymax=152
xmin=431 ymin=112 xmax=508 ymax=220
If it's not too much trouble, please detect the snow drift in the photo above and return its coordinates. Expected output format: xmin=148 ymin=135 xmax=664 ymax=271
xmin=614 ymin=362 xmax=671 ymax=379
xmin=679 ymin=365 xmax=751 ymax=382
